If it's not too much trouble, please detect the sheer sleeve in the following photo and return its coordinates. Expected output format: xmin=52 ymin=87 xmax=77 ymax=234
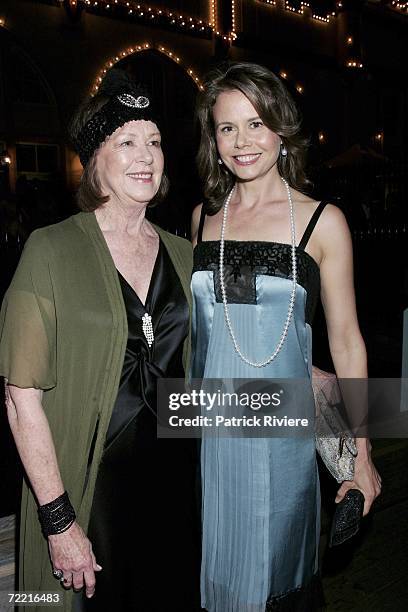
xmin=0 ymin=230 xmax=57 ymax=390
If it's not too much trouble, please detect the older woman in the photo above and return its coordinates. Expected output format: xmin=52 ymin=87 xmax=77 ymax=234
xmin=191 ymin=62 xmax=381 ymax=611
xmin=0 ymin=70 xmax=200 ymax=612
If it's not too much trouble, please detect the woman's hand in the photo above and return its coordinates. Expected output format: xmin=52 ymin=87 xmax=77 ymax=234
xmin=335 ymin=450 xmax=382 ymax=516
xmin=48 ymin=521 xmax=102 ymax=597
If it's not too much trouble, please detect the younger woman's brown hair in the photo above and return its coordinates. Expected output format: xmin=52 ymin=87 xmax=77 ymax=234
xmin=196 ymin=61 xmax=310 ymax=214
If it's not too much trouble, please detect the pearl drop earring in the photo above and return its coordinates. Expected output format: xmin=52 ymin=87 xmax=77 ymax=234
xmin=280 ymin=142 xmax=288 ymax=157
xmin=218 ymin=158 xmax=223 ymax=165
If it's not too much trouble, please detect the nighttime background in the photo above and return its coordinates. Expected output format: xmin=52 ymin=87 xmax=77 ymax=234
xmin=0 ymin=0 xmax=407 ymax=609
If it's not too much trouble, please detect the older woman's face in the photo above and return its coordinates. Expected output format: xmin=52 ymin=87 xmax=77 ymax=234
xmin=213 ymin=89 xmax=281 ymax=182
xmin=96 ymin=120 xmax=164 ymax=206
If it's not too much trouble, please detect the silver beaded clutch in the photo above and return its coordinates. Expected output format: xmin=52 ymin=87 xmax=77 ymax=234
xmin=312 ymin=366 xmax=358 ymax=483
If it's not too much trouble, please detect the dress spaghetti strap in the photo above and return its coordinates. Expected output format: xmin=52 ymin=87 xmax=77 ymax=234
xmin=298 ymin=200 xmax=329 ymax=250
xmin=197 ymin=206 xmax=206 ymax=244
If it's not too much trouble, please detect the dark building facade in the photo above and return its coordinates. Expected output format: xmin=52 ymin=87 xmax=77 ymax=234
xmin=0 ymin=0 xmax=407 ymax=196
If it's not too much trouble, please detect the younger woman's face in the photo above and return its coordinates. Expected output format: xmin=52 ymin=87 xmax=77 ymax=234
xmin=213 ymin=89 xmax=281 ymax=182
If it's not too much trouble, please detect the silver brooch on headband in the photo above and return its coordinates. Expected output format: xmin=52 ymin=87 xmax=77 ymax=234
xmin=117 ymin=93 xmax=150 ymax=108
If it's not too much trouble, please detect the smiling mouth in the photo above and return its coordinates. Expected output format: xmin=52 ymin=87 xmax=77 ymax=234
xmin=232 ymin=153 xmax=261 ymax=165
xmin=126 ymin=172 xmax=153 ymax=182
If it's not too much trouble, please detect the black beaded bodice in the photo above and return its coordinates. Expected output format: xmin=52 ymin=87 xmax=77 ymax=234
xmin=193 ymin=240 xmax=320 ymax=325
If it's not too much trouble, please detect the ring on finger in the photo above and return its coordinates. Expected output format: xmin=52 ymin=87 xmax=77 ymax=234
xmin=53 ymin=569 xmax=63 ymax=580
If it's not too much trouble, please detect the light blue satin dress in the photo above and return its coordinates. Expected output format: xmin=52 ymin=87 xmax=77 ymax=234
xmin=191 ymin=213 xmax=326 ymax=611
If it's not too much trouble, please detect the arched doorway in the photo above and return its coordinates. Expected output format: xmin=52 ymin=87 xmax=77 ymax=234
xmin=113 ymin=49 xmax=203 ymax=235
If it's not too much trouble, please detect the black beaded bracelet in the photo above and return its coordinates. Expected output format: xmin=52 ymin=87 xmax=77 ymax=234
xmin=38 ymin=491 xmax=76 ymax=537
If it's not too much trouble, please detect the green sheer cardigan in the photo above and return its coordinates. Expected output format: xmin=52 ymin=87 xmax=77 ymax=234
xmin=0 ymin=211 xmax=193 ymax=611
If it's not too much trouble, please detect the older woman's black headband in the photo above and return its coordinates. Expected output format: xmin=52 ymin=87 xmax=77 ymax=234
xmin=71 ymin=70 xmax=160 ymax=167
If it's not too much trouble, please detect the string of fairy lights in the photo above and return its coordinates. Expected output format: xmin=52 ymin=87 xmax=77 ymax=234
xmin=257 ymin=1 xmax=364 ymax=65
xmin=2 ymin=1 xmax=404 ymax=75
xmin=79 ymin=0 xmax=239 ymax=41
xmin=258 ymin=1 xmax=336 ymax=23
xmin=211 ymin=0 xmax=217 ymax=28
xmin=91 ymin=42 xmax=205 ymax=94
xmin=65 ymin=1 xmax=372 ymax=43
xmin=1 ymin=1 xmax=404 ymax=145
xmin=231 ymin=0 xmax=237 ymax=37
xmin=68 ymin=0 xmax=408 ymax=39
xmin=91 ymin=46 xmax=309 ymax=102
xmin=34 ymin=1 xmax=408 ymax=40
xmin=82 ymin=0 xmax=214 ymax=37
xmin=260 ymin=0 xmax=408 ymax=19
xmin=1 ymin=0 xmax=399 ymax=100
xmin=391 ymin=1 xmax=408 ymax=12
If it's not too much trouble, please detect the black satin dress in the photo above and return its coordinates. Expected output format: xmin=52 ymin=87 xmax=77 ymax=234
xmin=78 ymin=239 xmax=201 ymax=612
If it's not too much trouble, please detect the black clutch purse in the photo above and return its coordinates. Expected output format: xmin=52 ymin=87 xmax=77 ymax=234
xmin=329 ymin=489 xmax=365 ymax=547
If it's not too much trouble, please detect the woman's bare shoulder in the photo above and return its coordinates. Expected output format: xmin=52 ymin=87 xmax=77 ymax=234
xmin=311 ymin=203 xmax=351 ymax=259
xmin=317 ymin=202 xmax=348 ymax=231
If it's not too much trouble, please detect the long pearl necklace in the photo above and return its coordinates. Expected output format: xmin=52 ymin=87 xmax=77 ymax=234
xmin=219 ymin=176 xmax=297 ymax=368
